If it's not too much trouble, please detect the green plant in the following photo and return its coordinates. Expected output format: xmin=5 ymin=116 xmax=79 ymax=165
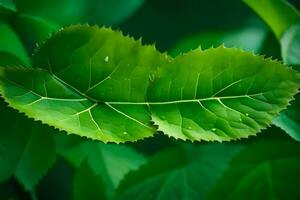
xmin=0 ymin=0 xmax=300 ymax=199
xmin=0 ymin=25 xmax=298 ymax=143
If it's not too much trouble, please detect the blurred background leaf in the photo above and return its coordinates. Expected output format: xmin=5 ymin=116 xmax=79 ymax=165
xmin=0 ymin=100 xmax=57 ymax=195
xmin=73 ymin=161 xmax=107 ymax=200
xmin=0 ymin=20 xmax=30 ymax=65
xmin=0 ymin=0 xmax=16 ymax=11
xmin=56 ymin=136 xmax=146 ymax=199
xmin=170 ymin=24 xmax=267 ymax=57
xmin=120 ymin=0 xmax=253 ymax=51
xmin=116 ymin=143 xmax=243 ymax=199
xmin=280 ymin=23 xmax=300 ymax=66
xmin=12 ymin=0 xmax=145 ymax=26
xmin=244 ymin=0 xmax=300 ymax=38
xmin=209 ymin=127 xmax=300 ymax=200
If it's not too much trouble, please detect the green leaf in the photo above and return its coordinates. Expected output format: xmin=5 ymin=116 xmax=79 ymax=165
xmin=273 ymin=96 xmax=300 ymax=141
xmin=209 ymin=128 xmax=300 ymax=200
xmin=280 ymin=22 xmax=300 ymax=66
xmin=244 ymin=0 xmax=300 ymax=67
xmin=0 ymin=53 xmax=29 ymax=183
xmin=246 ymin=1 xmax=300 ymax=142
xmin=60 ymin=140 xmax=146 ymax=198
xmin=14 ymin=123 xmax=56 ymax=191
xmin=273 ymin=22 xmax=300 ymax=141
xmin=9 ymin=14 xmax=59 ymax=53
xmin=0 ymin=100 xmax=31 ymax=183
xmin=148 ymin=47 xmax=299 ymax=141
xmin=0 ymin=25 xmax=298 ymax=143
xmin=73 ymin=161 xmax=106 ymax=200
xmin=0 ymin=20 xmax=30 ymax=65
xmin=0 ymin=51 xmax=24 ymax=67
xmin=0 ymin=54 xmax=56 ymax=191
xmin=244 ymin=0 xmax=300 ymax=38
xmin=115 ymin=143 xmax=243 ymax=199
xmin=0 ymin=100 xmax=56 ymax=191
xmin=0 ymin=25 xmax=168 ymax=143
xmin=0 ymin=0 xmax=16 ymax=11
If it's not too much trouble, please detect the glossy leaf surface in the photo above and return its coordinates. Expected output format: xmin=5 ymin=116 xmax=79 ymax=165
xmin=0 ymin=25 xmax=298 ymax=143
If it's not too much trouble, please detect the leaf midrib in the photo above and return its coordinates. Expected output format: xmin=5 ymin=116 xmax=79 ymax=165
xmin=51 ymin=72 xmax=266 ymax=105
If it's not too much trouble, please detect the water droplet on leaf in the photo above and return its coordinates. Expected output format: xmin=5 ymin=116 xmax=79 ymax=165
xmin=104 ymin=56 xmax=109 ymax=62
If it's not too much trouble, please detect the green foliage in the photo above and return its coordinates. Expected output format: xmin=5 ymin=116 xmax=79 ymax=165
xmin=73 ymin=161 xmax=106 ymax=200
xmin=59 ymin=139 xmax=146 ymax=198
xmin=273 ymin=93 xmax=300 ymax=141
xmin=116 ymin=144 xmax=243 ymax=199
xmin=209 ymin=132 xmax=300 ymax=199
xmin=14 ymin=124 xmax=56 ymax=191
xmin=0 ymin=3 xmax=59 ymax=56
xmin=0 ymin=50 xmax=56 ymax=192
xmin=0 ymin=20 xmax=29 ymax=65
xmin=0 ymin=100 xmax=56 ymax=191
xmin=245 ymin=0 xmax=300 ymax=142
xmin=0 ymin=0 xmax=300 ymax=199
xmin=244 ymin=0 xmax=300 ymax=38
xmin=9 ymin=15 xmax=59 ymax=53
xmin=280 ymin=23 xmax=300 ymax=66
xmin=0 ymin=51 xmax=24 ymax=66
xmin=0 ymin=0 xmax=15 ymax=11
xmin=0 ymin=25 xmax=298 ymax=143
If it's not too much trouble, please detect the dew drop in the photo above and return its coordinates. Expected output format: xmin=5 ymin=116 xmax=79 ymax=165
xmin=104 ymin=56 xmax=109 ymax=62
xmin=246 ymin=113 xmax=249 ymax=116
xmin=123 ymin=131 xmax=127 ymax=135
xmin=211 ymin=128 xmax=216 ymax=131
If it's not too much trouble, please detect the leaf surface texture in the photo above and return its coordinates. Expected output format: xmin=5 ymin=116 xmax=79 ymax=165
xmin=0 ymin=25 xmax=298 ymax=143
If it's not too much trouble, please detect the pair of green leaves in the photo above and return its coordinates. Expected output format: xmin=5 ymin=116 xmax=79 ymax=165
xmin=0 ymin=24 xmax=299 ymax=143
